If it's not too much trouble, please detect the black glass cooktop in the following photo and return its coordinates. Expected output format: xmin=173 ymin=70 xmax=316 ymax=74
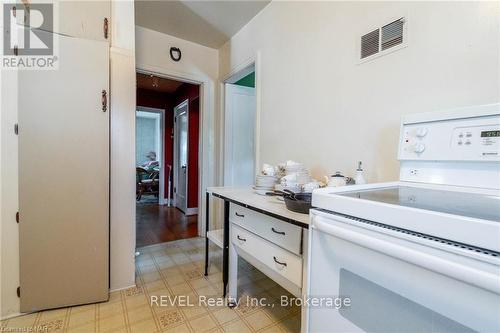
xmin=339 ymin=186 xmax=500 ymax=222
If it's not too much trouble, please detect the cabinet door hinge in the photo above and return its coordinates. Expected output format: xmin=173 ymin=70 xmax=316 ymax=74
xmin=103 ymin=18 xmax=109 ymax=39
xmin=16 ymin=212 xmax=19 ymax=223
xmin=14 ymin=123 xmax=18 ymax=135
xmin=16 ymin=287 xmax=20 ymax=298
xmin=13 ymin=45 xmax=18 ymax=56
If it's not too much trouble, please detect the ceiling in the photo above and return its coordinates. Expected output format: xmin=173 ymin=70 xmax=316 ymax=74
xmin=135 ymin=0 xmax=271 ymax=48
xmin=136 ymin=73 xmax=184 ymax=93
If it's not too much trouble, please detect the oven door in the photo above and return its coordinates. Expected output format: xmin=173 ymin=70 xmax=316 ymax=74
xmin=306 ymin=211 xmax=500 ymax=333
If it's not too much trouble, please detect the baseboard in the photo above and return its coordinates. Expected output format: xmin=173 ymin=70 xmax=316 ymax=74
xmin=110 ymin=284 xmax=136 ymax=293
xmin=1 ymin=312 xmax=25 ymax=321
xmin=185 ymin=207 xmax=198 ymax=216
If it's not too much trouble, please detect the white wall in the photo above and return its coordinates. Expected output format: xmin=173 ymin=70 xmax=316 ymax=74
xmin=109 ymin=0 xmax=136 ymax=292
xmin=219 ymin=1 xmax=500 ymax=182
xmin=136 ymin=26 xmax=219 ymax=81
xmin=135 ymin=26 xmax=220 ymax=230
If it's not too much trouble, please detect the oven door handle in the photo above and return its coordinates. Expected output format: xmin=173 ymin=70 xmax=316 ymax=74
xmin=313 ymin=217 xmax=500 ymax=294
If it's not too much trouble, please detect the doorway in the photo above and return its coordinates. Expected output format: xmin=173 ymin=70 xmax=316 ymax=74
xmin=224 ymin=66 xmax=257 ymax=187
xmin=135 ymin=72 xmax=200 ymax=248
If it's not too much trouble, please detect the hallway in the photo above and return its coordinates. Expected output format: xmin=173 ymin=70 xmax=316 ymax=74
xmin=136 ymin=203 xmax=198 ymax=248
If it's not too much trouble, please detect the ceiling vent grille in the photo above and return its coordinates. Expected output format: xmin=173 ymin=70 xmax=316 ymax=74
xmin=360 ymin=17 xmax=406 ymax=60
xmin=361 ymin=29 xmax=380 ymax=59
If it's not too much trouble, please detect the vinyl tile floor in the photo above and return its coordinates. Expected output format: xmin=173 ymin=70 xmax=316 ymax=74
xmin=1 ymin=237 xmax=301 ymax=332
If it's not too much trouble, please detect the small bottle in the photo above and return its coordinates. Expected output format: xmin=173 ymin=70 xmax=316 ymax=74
xmin=355 ymin=161 xmax=366 ymax=185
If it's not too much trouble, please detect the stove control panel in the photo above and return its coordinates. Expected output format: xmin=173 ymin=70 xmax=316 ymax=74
xmin=399 ymin=107 xmax=500 ymax=161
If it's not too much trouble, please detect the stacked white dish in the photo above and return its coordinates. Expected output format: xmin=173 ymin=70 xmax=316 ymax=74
xmin=254 ymin=174 xmax=278 ymax=195
xmin=281 ymin=161 xmax=312 ymax=191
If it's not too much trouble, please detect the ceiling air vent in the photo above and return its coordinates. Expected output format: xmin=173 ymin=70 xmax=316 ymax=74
xmin=360 ymin=17 xmax=406 ymax=61
xmin=381 ymin=18 xmax=405 ymax=50
xmin=361 ymin=29 xmax=380 ymax=59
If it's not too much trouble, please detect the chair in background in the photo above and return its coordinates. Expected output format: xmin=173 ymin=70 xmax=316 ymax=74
xmin=136 ymin=167 xmax=160 ymax=201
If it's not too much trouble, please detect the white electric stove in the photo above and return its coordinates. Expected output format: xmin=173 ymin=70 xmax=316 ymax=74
xmin=306 ymin=104 xmax=500 ymax=333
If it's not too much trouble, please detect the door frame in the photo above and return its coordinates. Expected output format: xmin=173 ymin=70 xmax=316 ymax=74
xmin=136 ymin=64 xmax=213 ymax=237
xmin=221 ymin=56 xmax=261 ymax=186
xmin=220 ymin=53 xmax=262 ymax=186
xmin=136 ymin=106 xmax=167 ymax=205
xmin=172 ymin=99 xmax=189 ymax=213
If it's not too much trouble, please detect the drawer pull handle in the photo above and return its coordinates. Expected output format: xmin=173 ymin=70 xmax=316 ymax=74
xmin=271 ymin=227 xmax=285 ymax=235
xmin=235 ymin=212 xmax=245 ymax=218
xmin=273 ymin=256 xmax=287 ymax=267
xmin=237 ymin=235 xmax=246 ymax=242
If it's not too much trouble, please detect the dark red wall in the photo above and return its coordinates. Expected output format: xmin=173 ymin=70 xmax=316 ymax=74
xmin=173 ymin=83 xmax=200 ymax=209
xmin=136 ymin=84 xmax=199 ymax=209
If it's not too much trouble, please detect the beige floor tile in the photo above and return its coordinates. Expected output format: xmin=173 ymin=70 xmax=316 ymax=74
xmin=127 ymin=305 xmax=154 ymax=325
xmin=146 ymin=280 xmax=168 ymax=292
xmin=243 ymin=310 xmax=273 ymax=331
xmin=187 ymin=314 xmax=217 ymax=332
xmin=98 ymin=313 xmax=126 ymax=333
xmin=129 ymin=318 xmax=158 ymax=333
xmin=180 ymin=304 xmax=207 ymax=319
xmin=189 ymin=277 xmax=210 ymax=289
xmin=108 ymin=291 xmax=123 ymax=303
xmin=170 ymin=282 xmax=192 ymax=296
xmin=125 ymin=294 xmax=149 ymax=310
xmin=277 ymin=315 xmax=300 ymax=333
xmin=39 ymin=308 xmax=68 ymax=321
xmin=164 ymin=273 xmax=186 ymax=287
xmin=259 ymin=324 xmax=284 ymax=333
xmin=157 ymin=259 xmax=177 ymax=270
xmin=211 ymin=308 xmax=239 ymax=325
xmin=67 ymin=321 xmax=96 ymax=333
xmin=99 ymin=301 xmax=124 ymax=319
xmin=194 ymin=285 xmax=218 ymax=297
xmin=221 ymin=319 xmax=251 ymax=333
xmin=142 ymin=271 xmax=163 ymax=283
xmin=177 ymin=262 xmax=198 ymax=274
xmin=162 ymin=322 xmax=191 ymax=333
xmin=68 ymin=308 xmax=96 ymax=327
xmin=156 ymin=309 xmax=184 ymax=330
xmin=3 ymin=237 xmax=294 ymax=333
xmin=235 ymin=296 xmax=261 ymax=316
xmin=123 ymin=286 xmax=144 ymax=298
xmin=183 ymin=268 xmax=204 ymax=280
xmin=149 ymin=287 xmax=172 ymax=301
xmin=4 ymin=313 xmax=38 ymax=329
xmin=262 ymin=304 xmax=293 ymax=322
xmin=37 ymin=318 xmax=66 ymax=332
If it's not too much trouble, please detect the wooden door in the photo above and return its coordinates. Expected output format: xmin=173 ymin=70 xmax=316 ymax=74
xmin=18 ymin=30 xmax=109 ymax=312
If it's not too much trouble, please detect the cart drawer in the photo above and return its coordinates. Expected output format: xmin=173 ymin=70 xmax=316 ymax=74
xmin=230 ymin=204 xmax=303 ymax=255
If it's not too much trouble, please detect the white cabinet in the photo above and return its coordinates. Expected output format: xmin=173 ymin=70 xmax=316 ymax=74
xmin=13 ymin=1 xmax=110 ymax=42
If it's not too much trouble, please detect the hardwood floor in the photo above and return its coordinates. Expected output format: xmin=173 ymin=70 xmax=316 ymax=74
xmin=136 ymin=202 xmax=198 ymax=248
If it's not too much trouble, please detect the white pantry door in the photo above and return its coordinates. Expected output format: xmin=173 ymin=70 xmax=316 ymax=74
xmin=174 ymin=101 xmax=189 ymax=213
xmin=18 ymin=31 xmax=109 ymax=312
xmin=224 ymin=84 xmax=256 ymax=186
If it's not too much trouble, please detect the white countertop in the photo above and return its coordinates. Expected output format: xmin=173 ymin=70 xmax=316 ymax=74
xmin=207 ymin=187 xmax=310 ymax=226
